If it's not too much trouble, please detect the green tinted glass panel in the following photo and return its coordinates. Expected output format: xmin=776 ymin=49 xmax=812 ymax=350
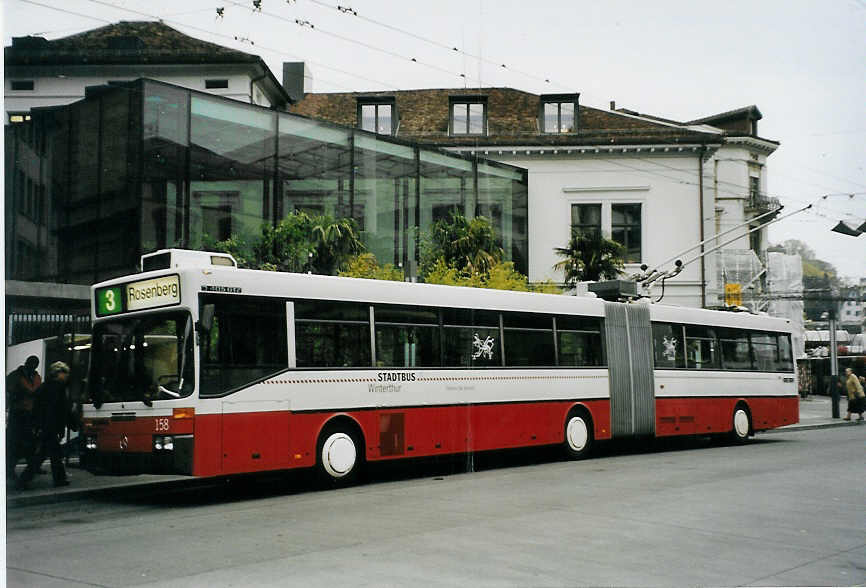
xmin=96 ymin=286 xmax=123 ymax=316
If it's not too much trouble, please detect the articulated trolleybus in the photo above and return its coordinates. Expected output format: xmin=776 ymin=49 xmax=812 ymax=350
xmin=81 ymin=249 xmax=798 ymax=484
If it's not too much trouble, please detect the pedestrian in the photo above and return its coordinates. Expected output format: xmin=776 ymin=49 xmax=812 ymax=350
xmin=15 ymin=361 xmax=73 ymax=490
xmin=843 ymin=367 xmax=865 ymax=421
xmin=6 ymin=355 xmax=42 ymax=482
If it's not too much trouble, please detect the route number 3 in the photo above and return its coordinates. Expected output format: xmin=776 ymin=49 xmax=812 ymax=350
xmin=155 ymin=418 xmax=170 ymax=432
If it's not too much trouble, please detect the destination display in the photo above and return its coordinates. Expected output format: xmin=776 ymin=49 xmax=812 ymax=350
xmin=95 ymin=275 xmax=181 ymax=317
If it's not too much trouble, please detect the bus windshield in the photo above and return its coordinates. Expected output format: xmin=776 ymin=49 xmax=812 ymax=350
xmin=88 ymin=311 xmax=194 ymax=406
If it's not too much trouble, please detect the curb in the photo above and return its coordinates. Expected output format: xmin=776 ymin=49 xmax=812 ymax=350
xmin=761 ymin=420 xmax=861 ymax=434
xmin=7 ymin=476 xmax=198 ymax=509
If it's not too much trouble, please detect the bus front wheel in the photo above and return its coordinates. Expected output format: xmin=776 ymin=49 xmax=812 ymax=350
xmin=730 ymin=405 xmax=752 ymax=444
xmin=316 ymin=424 xmax=363 ymax=486
xmin=563 ymin=409 xmax=593 ymax=460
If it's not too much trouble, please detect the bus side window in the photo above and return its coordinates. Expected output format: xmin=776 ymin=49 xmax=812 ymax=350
xmin=373 ymin=305 xmax=440 ymax=368
xmin=750 ymin=332 xmax=779 ymax=372
xmin=777 ymin=334 xmax=794 ymax=372
xmin=718 ymin=328 xmax=751 ymax=371
xmin=441 ymin=308 xmax=501 ymax=368
xmin=200 ymin=295 xmax=288 ymax=396
xmin=652 ymin=323 xmax=684 ymax=368
xmin=685 ymin=325 xmax=719 ymax=370
xmin=294 ymin=300 xmax=371 ymax=368
xmin=556 ymin=316 xmax=604 ymax=367
xmin=503 ymin=312 xmax=555 ymax=367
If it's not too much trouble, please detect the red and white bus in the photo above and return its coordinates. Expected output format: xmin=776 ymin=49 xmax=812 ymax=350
xmin=81 ymin=249 xmax=798 ymax=483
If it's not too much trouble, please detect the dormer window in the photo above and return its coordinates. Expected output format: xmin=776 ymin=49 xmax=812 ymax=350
xmin=358 ymin=98 xmax=395 ymax=135
xmin=450 ymin=97 xmax=487 ymax=136
xmin=541 ymin=93 xmax=579 ymax=133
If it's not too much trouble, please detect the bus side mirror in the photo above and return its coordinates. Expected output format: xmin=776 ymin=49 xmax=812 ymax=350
xmin=197 ymin=304 xmax=215 ymax=334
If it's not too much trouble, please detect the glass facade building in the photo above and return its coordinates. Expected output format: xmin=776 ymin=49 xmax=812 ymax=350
xmin=5 ymin=79 xmax=528 ymax=286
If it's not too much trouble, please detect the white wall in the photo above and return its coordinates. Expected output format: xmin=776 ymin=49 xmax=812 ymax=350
xmin=5 ymin=66 xmax=269 ymax=119
xmin=486 ymin=150 xmax=709 ymax=307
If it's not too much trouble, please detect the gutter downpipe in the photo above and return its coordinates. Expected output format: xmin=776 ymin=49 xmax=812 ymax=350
xmin=699 ymin=145 xmax=707 ymax=308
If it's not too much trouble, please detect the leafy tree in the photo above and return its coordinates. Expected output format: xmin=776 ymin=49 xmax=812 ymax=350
xmin=203 ymin=233 xmax=254 ymax=268
xmin=420 ymin=211 xmax=503 ymax=278
xmin=779 ymin=239 xmax=816 ymax=261
xmin=338 ymin=253 xmax=404 ymax=281
xmin=423 ymin=258 xmax=485 ymax=288
xmin=553 ymin=232 xmax=625 ymax=288
xmin=254 ymin=211 xmax=364 ymax=274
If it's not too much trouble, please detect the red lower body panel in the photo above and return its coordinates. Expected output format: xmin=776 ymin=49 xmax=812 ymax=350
xmin=654 ymin=396 xmax=799 ymax=437
xmin=87 ymin=396 xmax=797 ymax=478
xmin=191 ymin=400 xmax=610 ymax=477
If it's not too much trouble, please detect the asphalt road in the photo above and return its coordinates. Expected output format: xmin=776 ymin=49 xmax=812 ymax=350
xmin=6 ymin=426 xmax=866 ymax=587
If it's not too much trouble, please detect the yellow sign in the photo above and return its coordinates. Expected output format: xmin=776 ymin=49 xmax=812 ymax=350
xmin=724 ymin=283 xmax=742 ymax=306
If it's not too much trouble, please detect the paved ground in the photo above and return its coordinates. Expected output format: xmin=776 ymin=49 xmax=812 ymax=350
xmin=4 ymin=395 xmax=859 ymax=508
xmin=5 ymin=422 xmax=865 ymax=587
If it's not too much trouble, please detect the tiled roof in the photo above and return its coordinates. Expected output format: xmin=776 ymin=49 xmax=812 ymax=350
xmin=290 ymin=87 xmax=726 ymax=147
xmin=5 ymin=21 xmax=260 ymax=66
xmin=688 ymin=105 xmax=762 ymax=125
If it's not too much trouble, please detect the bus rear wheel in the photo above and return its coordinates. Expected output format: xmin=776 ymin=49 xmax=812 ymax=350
xmin=563 ymin=409 xmax=593 ymax=460
xmin=316 ymin=424 xmax=363 ymax=486
xmin=729 ymin=405 xmax=751 ymax=444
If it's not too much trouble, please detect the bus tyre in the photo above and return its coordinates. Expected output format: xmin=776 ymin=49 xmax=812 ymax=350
xmin=316 ymin=425 xmax=363 ymax=486
xmin=730 ymin=405 xmax=751 ymax=444
xmin=563 ymin=410 xmax=593 ymax=460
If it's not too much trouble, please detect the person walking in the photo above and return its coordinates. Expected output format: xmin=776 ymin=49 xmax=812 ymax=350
xmin=15 ymin=361 xmax=73 ymax=490
xmin=6 ymin=355 xmax=42 ymax=482
xmin=843 ymin=367 xmax=865 ymax=421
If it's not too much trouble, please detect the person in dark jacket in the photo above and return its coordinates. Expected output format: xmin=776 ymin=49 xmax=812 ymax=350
xmin=6 ymin=355 xmax=42 ymax=481
xmin=15 ymin=361 xmax=72 ymax=489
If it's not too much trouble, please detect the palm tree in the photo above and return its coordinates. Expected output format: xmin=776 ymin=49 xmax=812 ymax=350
xmin=309 ymin=215 xmax=365 ymax=275
xmin=254 ymin=211 xmax=365 ymax=275
xmin=423 ymin=210 xmax=504 ymax=277
xmin=553 ymin=232 xmax=625 ymax=288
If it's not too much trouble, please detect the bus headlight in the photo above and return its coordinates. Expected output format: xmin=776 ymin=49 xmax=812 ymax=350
xmin=153 ymin=435 xmax=174 ymax=451
xmin=84 ymin=435 xmax=98 ymax=450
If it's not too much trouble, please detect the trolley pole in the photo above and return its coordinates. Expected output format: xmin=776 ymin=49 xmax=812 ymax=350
xmin=829 ymin=312 xmax=840 ymax=418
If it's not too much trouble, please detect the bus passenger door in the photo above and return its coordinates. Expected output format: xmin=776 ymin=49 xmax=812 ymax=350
xmin=604 ymin=303 xmax=655 ymax=438
xmin=221 ymin=400 xmax=290 ymax=473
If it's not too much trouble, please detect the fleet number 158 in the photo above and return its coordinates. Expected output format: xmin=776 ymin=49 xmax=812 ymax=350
xmin=154 ymin=418 xmax=170 ymax=432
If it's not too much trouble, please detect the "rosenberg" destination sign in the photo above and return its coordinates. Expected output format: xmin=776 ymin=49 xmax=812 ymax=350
xmin=95 ymin=275 xmax=181 ymax=317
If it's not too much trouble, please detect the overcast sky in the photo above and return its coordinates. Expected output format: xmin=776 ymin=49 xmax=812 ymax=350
xmin=4 ymin=0 xmax=864 ymax=279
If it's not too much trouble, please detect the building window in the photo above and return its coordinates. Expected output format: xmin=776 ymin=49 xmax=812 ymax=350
xmin=358 ymin=99 xmax=395 ymax=135
xmin=570 ymin=203 xmax=601 ymax=237
xmin=611 ymin=203 xmax=642 ymax=263
xmin=749 ymin=176 xmax=760 ymax=201
xmin=205 ymin=79 xmax=229 ymax=89
xmin=10 ymin=80 xmax=35 ymax=91
xmin=541 ymin=95 xmax=578 ymax=133
xmin=450 ymin=98 xmax=486 ymax=135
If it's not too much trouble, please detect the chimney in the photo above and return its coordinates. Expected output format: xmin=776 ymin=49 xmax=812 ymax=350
xmin=283 ymin=62 xmax=313 ymax=103
xmin=610 ymin=100 xmax=616 ymax=111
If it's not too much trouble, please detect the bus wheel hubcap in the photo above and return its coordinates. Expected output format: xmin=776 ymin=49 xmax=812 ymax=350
xmin=566 ymin=417 xmax=588 ymax=451
xmin=322 ymin=433 xmax=356 ymax=478
xmin=734 ymin=410 xmax=749 ymax=437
